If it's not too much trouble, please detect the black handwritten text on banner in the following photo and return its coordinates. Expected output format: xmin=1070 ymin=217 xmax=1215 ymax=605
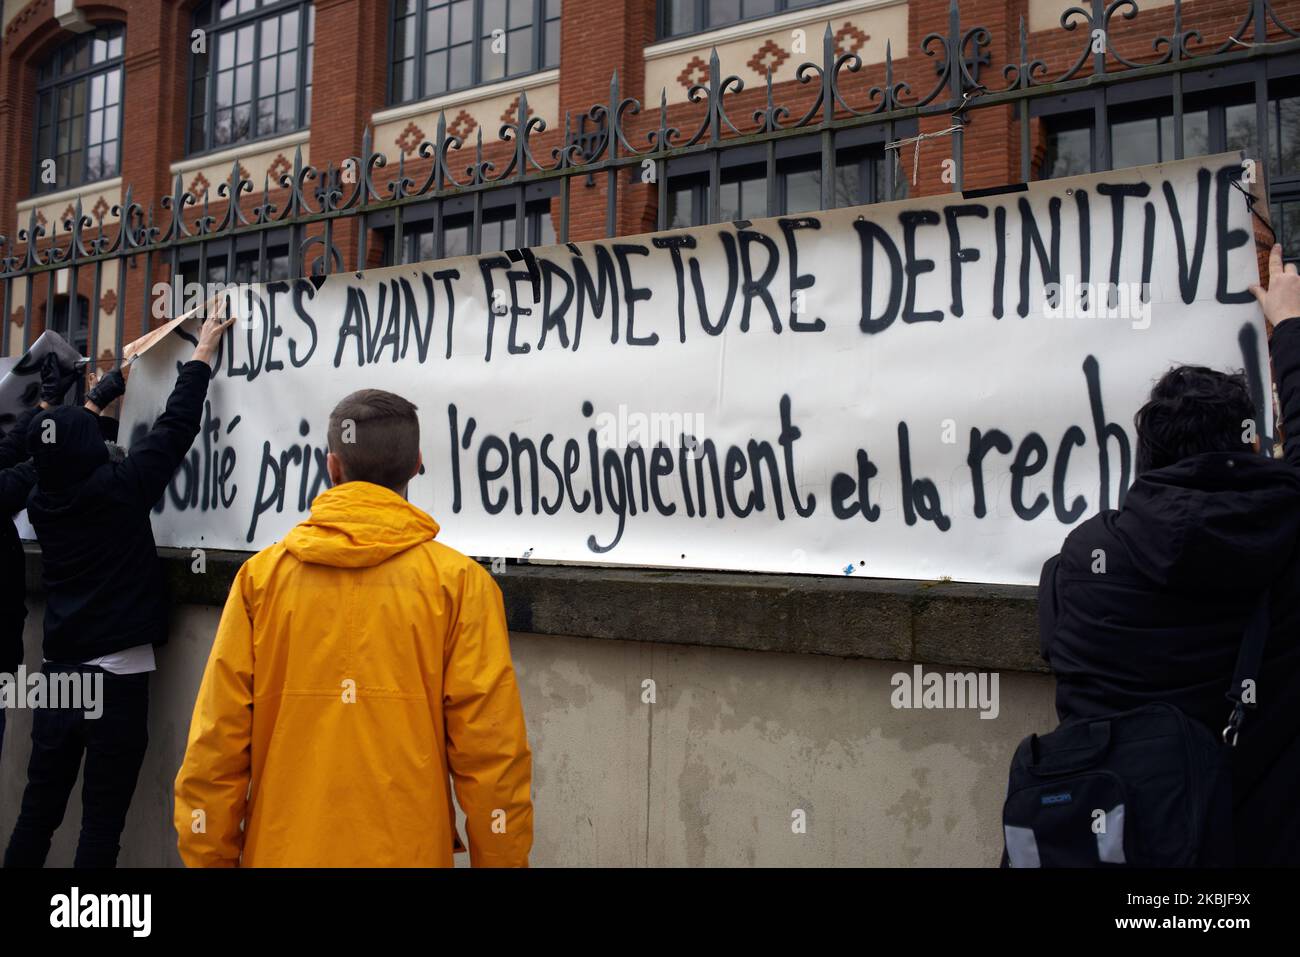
xmin=119 ymin=153 xmax=1269 ymax=585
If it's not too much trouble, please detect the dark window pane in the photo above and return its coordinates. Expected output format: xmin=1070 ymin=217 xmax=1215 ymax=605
xmin=1225 ymin=102 xmax=1257 ymax=159
xmin=1276 ymin=201 xmax=1300 ymax=264
xmin=784 ymin=169 xmax=818 ymax=214
xmin=445 ymin=223 xmax=470 ymax=257
xmin=394 ymin=59 xmax=415 ymax=100
xmin=1277 ymin=96 xmax=1299 ymax=176
xmin=718 ymin=181 xmax=739 ymax=221
xmin=1044 ymin=126 xmax=1090 ymax=178
xmin=1111 ymin=116 xmax=1159 ymax=169
xmin=1181 ymin=109 xmax=1209 ymax=158
xmin=668 ymin=184 xmax=695 ymax=228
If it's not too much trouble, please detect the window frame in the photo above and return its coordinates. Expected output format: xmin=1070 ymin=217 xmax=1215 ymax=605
xmin=31 ymin=24 xmax=126 ymax=194
xmin=369 ymin=179 xmax=559 ymax=262
xmin=662 ymin=124 xmax=907 ymax=227
xmin=185 ymin=0 xmax=315 ymax=158
xmin=386 ymin=0 xmax=560 ymax=107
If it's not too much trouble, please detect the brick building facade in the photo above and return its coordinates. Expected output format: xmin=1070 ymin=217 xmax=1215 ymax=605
xmin=1 ymin=0 xmax=1298 ymax=369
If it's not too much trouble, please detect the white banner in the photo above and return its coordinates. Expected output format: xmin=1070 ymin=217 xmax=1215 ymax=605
xmin=118 ymin=153 xmax=1270 ymax=585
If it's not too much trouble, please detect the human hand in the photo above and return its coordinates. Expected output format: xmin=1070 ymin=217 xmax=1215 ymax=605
xmin=1249 ymin=243 xmax=1300 ymax=329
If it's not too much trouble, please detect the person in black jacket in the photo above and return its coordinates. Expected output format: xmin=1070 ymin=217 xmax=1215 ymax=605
xmin=4 ymin=304 xmax=232 ymax=868
xmin=1039 ymin=243 xmax=1300 ymax=865
xmin=1 ymin=353 xmax=82 ymax=765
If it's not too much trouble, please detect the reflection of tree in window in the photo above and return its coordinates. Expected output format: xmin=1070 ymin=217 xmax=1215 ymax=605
xmin=189 ymin=1 xmax=315 ymax=154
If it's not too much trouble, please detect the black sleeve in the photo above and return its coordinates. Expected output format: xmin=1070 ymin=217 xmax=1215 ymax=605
xmin=1271 ymin=320 xmax=1300 ymax=469
xmin=115 ymin=359 xmax=212 ymax=507
xmin=0 ymin=462 xmax=35 ymax=516
xmin=0 ymin=406 xmax=39 ymax=470
xmin=1037 ymin=553 xmax=1061 ymax=666
xmin=97 ymin=415 xmax=119 ymax=442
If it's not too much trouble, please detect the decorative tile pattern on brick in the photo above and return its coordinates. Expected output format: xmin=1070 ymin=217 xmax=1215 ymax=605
xmin=835 ymin=22 xmax=870 ymax=55
xmin=268 ymin=153 xmax=291 ymax=182
xmin=395 ymin=121 xmax=425 ymax=155
xmin=448 ymin=109 xmax=477 ymax=141
xmin=677 ymin=55 xmax=709 ymax=89
xmin=747 ymin=39 xmax=790 ymax=78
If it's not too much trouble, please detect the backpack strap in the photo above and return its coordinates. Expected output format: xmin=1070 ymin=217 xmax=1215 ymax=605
xmin=1223 ymin=592 xmax=1272 ymax=746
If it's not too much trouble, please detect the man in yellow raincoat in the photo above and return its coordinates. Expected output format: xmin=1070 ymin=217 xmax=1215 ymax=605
xmin=174 ymin=389 xmax=532 ymax=867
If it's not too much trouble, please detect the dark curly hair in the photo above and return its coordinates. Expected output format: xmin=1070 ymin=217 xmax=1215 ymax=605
xmin=1134 ymin=365 xmax=1257 ymax=473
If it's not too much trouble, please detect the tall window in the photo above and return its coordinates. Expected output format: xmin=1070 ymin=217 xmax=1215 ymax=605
xmin=189 ymin=0 xmax=315 ymax=154
xmin=33 ymin=25 xmax=124 ymax=193
xmin=659 ymin=0 xmax=826 ymax=39
xmin=389 ymin=0 xmax=560 ymax=105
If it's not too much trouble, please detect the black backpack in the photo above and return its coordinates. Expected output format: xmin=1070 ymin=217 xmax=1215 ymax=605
xmin=1001 ymin=597 xmax=1268 ymax=867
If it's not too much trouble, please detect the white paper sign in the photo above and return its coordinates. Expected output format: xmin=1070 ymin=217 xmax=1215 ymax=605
xmin=118 ymin=153 xmax=1270 ymax=585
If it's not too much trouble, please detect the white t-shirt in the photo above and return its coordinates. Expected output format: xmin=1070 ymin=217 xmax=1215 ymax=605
xmin=76 ymin=643 xmax=157 ymax=675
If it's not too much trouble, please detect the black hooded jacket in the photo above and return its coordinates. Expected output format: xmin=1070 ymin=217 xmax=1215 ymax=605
xmin=0 ymin=406 xmax=39 ymax=675
xmin=1039 ymin=319 xmax=1300 ymax=865
xmin=26 ymin=360 xmax=211 ymax=662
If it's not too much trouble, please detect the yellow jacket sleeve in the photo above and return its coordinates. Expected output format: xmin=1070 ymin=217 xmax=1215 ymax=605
xmin=443 ymin=566 xmax=534 ymax=867
xmin=174 ymin=565 xmax=256 ymax=867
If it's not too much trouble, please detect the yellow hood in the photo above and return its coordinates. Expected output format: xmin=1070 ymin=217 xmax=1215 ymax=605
xmin=282 ymin=481 xmax=440 ymax=568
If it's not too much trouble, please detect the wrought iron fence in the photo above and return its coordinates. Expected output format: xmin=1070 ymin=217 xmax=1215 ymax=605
xmin=1 ymin=0 xmax=1298 ymax=364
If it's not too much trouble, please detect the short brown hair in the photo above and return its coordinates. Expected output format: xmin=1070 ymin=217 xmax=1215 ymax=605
xmin=327 ymin=389 xmax=421 ymax=491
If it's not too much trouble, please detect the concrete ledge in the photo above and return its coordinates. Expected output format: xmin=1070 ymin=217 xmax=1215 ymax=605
xmin=23 ymin=544 xmax=1046 ymax=673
